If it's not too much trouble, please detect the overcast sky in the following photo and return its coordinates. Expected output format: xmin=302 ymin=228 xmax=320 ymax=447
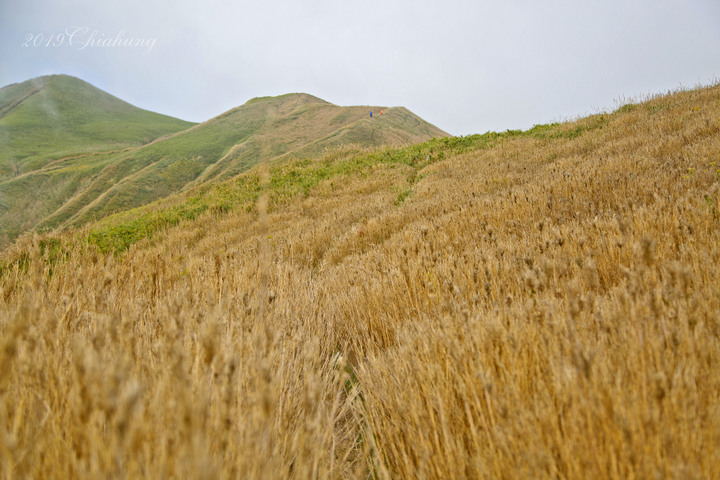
xmin=1 ymin=0 xmax=719 ymax=135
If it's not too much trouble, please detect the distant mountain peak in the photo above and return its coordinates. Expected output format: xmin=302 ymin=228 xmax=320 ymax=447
xmin=245 ymin=92 xmax=332 ymax=107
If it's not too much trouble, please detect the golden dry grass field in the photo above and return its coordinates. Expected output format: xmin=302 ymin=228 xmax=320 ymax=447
xmin=1 ymin=84 xmax=719 ymax=479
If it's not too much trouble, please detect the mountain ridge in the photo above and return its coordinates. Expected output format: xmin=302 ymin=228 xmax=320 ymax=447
xmin=0 ymin=75 xmax=448 ymax=245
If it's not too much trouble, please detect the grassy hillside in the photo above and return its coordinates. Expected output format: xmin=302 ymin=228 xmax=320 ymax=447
xmin=1 ymin=83 xmax=719 ymax=479
xmin=0 ymin=75 xmax=196 ymax=243
xmin=0 ymin=74 xmax=195 ymax=179
xmin=0 ymin=78 xmax=446 ymax=245
xmin=44 ymin=93 xmax=446 ymax=230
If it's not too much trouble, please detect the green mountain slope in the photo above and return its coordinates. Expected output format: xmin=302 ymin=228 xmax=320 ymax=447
xmin=0 ymin=74 xmax=195 ymax=180
xmin=0 ymin=76 xmax=447 ymax=245
xmin=54 ymin=94 xmax=447 ymax=229
xmin=0 ymin=75 xmax=196 ymax=242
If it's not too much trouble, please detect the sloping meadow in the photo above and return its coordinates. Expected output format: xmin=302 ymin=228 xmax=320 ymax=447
xmin=1 ymin=84 xmax=719 ymax=478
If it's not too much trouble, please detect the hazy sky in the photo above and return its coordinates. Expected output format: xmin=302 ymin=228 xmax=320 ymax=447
xmin=1 ymin=0 xmax=719 ymax=135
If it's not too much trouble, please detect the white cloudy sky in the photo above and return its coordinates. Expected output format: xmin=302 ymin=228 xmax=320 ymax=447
xmin=1 ymin=0 xmax=719 ymax=135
